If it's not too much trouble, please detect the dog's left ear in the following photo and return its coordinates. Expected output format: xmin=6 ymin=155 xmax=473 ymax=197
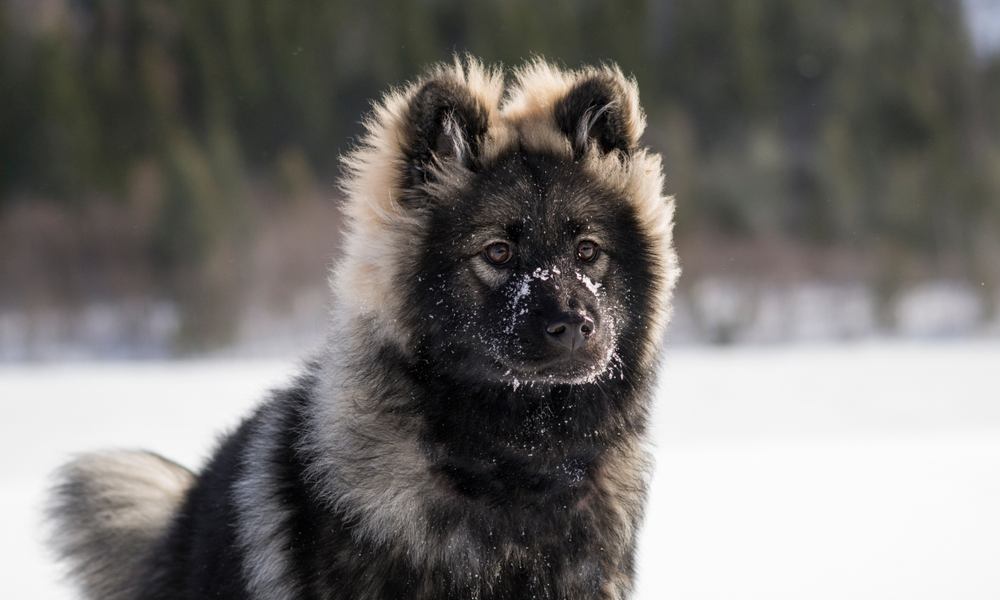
xmin=402 ymin=77 xmax=491 ymax=188
xmin=554 ymin=70 xmax=645 ymax=158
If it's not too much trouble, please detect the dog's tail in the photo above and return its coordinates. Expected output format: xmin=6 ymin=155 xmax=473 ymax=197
xmin=47 ymin=450 xmax=195 ymax=600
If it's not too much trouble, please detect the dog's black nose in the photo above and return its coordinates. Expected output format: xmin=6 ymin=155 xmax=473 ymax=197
xmin=545 ymin=313 xmax=595 ymax=352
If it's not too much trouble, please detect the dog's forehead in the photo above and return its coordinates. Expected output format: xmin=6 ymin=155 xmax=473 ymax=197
xmin=462 ymin=151 xmax=615 ymax=238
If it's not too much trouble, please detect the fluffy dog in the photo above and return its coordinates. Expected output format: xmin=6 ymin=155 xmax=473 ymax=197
xmin=48 ymin=57 xmax=679 ymax=600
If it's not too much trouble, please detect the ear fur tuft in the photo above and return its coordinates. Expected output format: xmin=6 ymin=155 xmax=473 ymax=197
xmin=554 ymin=69 xmax=645 ymax=157
xmin=402 ymin=73 xmax=492 ymax=188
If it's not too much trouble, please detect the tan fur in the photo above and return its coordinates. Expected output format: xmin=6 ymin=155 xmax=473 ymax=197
xmin=47 ymin=451 xmax=194 ymax=600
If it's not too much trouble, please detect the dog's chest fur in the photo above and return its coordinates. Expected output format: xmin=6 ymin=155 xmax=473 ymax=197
xmin=162 ymin=362 xmax=646 ymax=600
xmin=290 ymin=365 xmax=646 ymax=600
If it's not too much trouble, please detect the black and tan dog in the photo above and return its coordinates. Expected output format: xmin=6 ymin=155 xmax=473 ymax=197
xmin=48 ymin=57 xmax=679 ymax=600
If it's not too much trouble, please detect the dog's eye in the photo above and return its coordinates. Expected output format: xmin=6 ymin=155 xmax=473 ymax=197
xmin=577 ymin=240 xmax=600 ymax=263
xmin=484 ymin=241 xmax=513 ymax=265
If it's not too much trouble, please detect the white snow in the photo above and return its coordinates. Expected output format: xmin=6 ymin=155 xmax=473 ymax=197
xmin=2 ymin=342 xmax=999 ymax=598
xmin=966 ymin=0 xmax=1000 ymax=56
xmin=575 ymin=270 xmax=603 ymax=295
xmin=531 ymin=267 xmax=553 ymax=281
xmin=639 ymin=342 xmax=1000 ymax=599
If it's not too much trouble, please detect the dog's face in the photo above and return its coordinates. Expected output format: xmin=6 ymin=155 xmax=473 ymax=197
xmin=337 ymin=60 xmax=676 ymax=387
xmin=415 ymin=151 xmax=655 ymax=385
xmin=370 ymin=67 xmax=666 ymax=386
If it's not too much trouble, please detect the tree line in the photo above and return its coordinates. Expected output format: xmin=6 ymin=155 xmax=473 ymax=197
xmin=2 ymin=0 xmax=997 ymax=347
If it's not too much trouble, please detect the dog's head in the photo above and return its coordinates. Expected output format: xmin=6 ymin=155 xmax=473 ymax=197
xmin=335 ymin=58 xmax=678 ymax=386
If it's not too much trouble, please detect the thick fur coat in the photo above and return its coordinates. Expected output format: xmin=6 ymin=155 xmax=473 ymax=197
xmin=48 ymin=57 xmax=679 ymax=600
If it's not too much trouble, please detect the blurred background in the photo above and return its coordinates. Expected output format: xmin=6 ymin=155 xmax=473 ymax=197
xmin=3 ymin=0 xmax=1000 ymax=359
xmin=3 ymin=1 xmax=1000 ymax=599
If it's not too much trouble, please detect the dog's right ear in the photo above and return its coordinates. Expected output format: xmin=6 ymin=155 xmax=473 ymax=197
xmin=401 ymin=76 xmax=492 ymax=190
xmin=553 ymin=68 xmax=645 ymax=159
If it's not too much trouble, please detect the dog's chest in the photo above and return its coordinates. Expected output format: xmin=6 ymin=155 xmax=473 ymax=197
xmin=308 ymin=463 xmax=633 ymax=600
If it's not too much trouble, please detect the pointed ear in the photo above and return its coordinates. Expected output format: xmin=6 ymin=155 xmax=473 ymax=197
xmin=554 ymin=70 xmax=645 ymax=158
xmin=402 ymin=77 xmax=491 ymax=189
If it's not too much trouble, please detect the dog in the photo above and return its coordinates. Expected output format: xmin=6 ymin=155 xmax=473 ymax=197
xmin=48 ymin=57 xmax=679 ymax=600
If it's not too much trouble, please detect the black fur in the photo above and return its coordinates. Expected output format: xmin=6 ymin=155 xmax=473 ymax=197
xmin=407 ymin=150 xmax=657 ymax=389
xmin=139 ymin=363 xmax=650 ymax=598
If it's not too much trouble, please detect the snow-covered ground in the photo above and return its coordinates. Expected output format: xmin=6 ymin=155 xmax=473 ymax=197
xmin=2 ymin=342 xmax=998 ymax=598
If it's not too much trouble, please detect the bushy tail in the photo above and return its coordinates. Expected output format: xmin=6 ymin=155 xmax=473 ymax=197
xmin=47 ymin=450 xmax=195 ymax=600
